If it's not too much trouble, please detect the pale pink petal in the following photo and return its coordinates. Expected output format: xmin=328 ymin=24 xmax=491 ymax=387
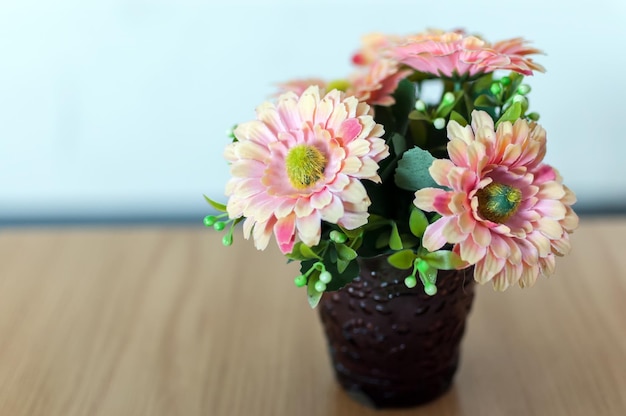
xmin=447 ymin=121 xmax=475 ymax=145
xmin=526 ymin=231 xmax=550 ymax=257
xmin=429 ymin=159 xmax=456 ymax=187
xmin=342 ymin=156 xmax=363 ymax=175
xmin=442 ymin=216 xmax=467 ymax=244
xmin=459 ymin=235 xmax=487 ymax=265
xmin=476 ymin=251 xmax=506 ymax=283
xmin=471 ymin=223 xmax=491 ymax=247
xmin=296 ymin=212 xmax=322 ymax=247
xmin=448 ymin=137 xmax=470 ymax=167
xmin=252 ymin=218 xmax=275 ymax=251
xmin=310 ymin=189 xmax=333 ymax=209
xmin=319 ymin=195 xmax=345 ymax=224
xmin=538 ymin=217 xmax=564 ymax=239
xmin=274 ymin=214 xmax=296 ymax=254
xmin=415 ymin=188 xmax=451 ymax=215
xmin=551 ymin=233 xmax=571 ymax=256
xmin=339 ymin=180 xmax=368 ymax=204
xmin=339 ymin=211 xmax=369 ymax=229
xmin=338 ymin=118 xmax=362 ymax=144
xmin=294 ymin=197 xmax=314 ymax=218
xmin=458 ymin=211 xmax=476 ymax=234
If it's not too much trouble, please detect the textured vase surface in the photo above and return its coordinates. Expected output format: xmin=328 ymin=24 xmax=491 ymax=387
xmin=318 ymin=256 xmax=476 ymax=408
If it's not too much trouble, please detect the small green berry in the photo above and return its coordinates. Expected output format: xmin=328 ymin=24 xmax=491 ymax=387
xmin=424 ymin=284 xmax=438 ymax=296
xmin=329 ymin=230 xmax=347 ymax=244
xmin=404 ymin=276 xmax=417 ymax=288
xmin=314 ymin=281 xmax=327 ymax=292
xmin=517 ymin=84 xmax=531 ymax=95
xmin=213 ymin=222 xmax=226 ymax=231
xmin=319 ymin=271 xmax=332 ymax=284
xmin=203 ymin=215 xmax=217 ymax=227
xmin=527 ymin=112 xmax=540 ymax=121
xmin=294 ymin=275 xmax=307 ymax=287
xmin=442 ymin=92 xmax=455 ymax=105
xmin=513 ymin=94 xmax=527 ymax=104
xmin=490 ymin=82 xmax=502 ymax=95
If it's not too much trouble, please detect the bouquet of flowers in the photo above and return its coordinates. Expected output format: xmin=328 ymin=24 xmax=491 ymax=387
xmin=205 ymin=29 xmax=579 ymax=307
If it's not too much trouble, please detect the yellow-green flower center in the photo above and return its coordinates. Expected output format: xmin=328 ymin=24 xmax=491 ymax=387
xmin=326 ymin=79 xmax=350 ymax=92
xmin=285 ymin=145 xmax=326 ymax=190
xmin=476 ymin=182 xmax=523 ymax=224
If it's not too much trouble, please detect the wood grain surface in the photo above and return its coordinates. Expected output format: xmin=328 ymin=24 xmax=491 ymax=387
xmin=0 ymin=218 xmax=624 ymax=416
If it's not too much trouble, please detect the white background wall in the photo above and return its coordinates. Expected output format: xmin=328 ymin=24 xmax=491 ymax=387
xmin=1 ymin=0 xmax=625 ymax=223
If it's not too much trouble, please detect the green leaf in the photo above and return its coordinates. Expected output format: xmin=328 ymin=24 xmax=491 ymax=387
xmin=203 ymin=195 xmax=227 ymax=212
xmin=400 ymin=234 xmax=419 ymax=249
xmin=339 ymin=226 xmax=363 ymax=241
xmin=375 ymin=231 xmax=390 ymax=249
xmin=336 ymin=258 xmax=349 ymax=273
xmin=408 ymin=110 xmax=431 ymax=121
xmin=285 ymin=243 xmax=308 ymax=261
xmin=507 ymin=72 xmax=524 ymax=94
xmin=299 ymin=243 xmax=322 ymax=260
xmin=389 ymin=222 xmax=403 ymax=250
xmin=497 ymin=101 xmax=522 ymax=128
xmin=307 ymin=272 xmax=323 ymax=308
xmin=335 ymin=243 xmax=357 ymax=261
xmin=390 ymin=133 xmax=408 ymax=157
xmin=474 ymin=94 xmax=497 ymax=108
xmin=421 ymin=250 xmax=465 ymax=270
xmin=394 ymin=147 xmax=440 ymax=191
xmin=449 ymin=110 xmax=468 ymax=127
xmin=390 ymin=79 xmax=417 ymax=134
xmin=409 ymin=208 xmax=429 ymax=238
xmin=388 ymin=249 xmax=417 ymax=270
xmin=472 ymin=72 xmax=494 ymax=93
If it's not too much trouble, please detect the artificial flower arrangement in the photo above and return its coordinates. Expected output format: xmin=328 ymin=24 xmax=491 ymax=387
xmin=205 ymin=29 xmax=579 ymax=308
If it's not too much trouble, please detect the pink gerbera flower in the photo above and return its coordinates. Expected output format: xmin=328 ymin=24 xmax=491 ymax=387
xmin=348 ymin=59 xmax=412 ymax=106
xmin=275 ymin=61 xmax=409 ymax=108
xmin=274 ymin=78 xmax=328 ymax=97
xmin=351 ymin=33 xmax=399 ymax=66
xmin=414 ymin=110 xmax=578 ymax=290
xmin=224 ymin=86 xmax=389 ymax=254
xmin=392 ymin=30 xmax=544 ymax=78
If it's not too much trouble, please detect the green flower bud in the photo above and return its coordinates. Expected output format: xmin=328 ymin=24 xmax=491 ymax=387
xmin=415 ymin=100 xmax=426 ymax=111
xmin=203 ymin=215 xmax=217 ymax=227
xmin=319 ymin=270 xmax=332 ymax=284
xmin=433 ymin=118 xmax=446 ymax=130
xmin=490 ymin=82 xmax=502 ymax=95
xmin=213 ymin=222 xmax=226 ymax=231
xmin=442 ymin=92 xmax=455 ymax=106
xmin=527 ymin=112 xmax=540 ymax=121
xmin=424 ymin=284 xmax=438 ymax=296
xmin=314 ymin=281 xmax=327 ymax=292
xmin=404 ymin=276 xmax=417 ymax=288
xmin=517 ymin=84 xmax=531 ymax=95
xmin=329 ymin=230 xmax=347 ymax=244
xmin=294 ymin=275 xmax=307 ymax=287
xmin=222 ymin=234 xmax=233 ymax=246
xmin=500 ymin=76 xmax=511 ymax=86
xmin=513 ymin=94 xmax=527 ymax=104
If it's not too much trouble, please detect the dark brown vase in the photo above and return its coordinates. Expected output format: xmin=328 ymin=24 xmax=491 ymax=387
xmin=318 ymin=255 xmax=475 ymax=408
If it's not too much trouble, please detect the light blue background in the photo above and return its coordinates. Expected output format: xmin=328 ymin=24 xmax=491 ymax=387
xmin=1 ymin=0 xmax=625 ymax=223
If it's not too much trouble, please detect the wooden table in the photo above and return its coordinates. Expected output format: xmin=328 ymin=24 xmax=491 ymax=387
xmin=0 ymin=218 xmax=624 ymax=415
